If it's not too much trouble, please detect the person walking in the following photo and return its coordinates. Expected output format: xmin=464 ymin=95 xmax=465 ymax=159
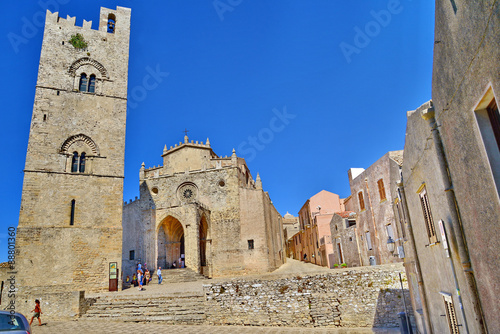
xmin=145 ymin=269 xmax=150 ymax=285
xmin=137 ymin=269 xmax=143 ymax=291
xmin=157 ymin=267 xmax=162 ymax=284
xmin=29 ymin=299 xmax=42 ymax=326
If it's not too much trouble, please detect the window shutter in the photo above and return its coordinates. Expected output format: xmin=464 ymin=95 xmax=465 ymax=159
xmin=378 ymin=179 xmax=386 ymax=201
xmin=419 ymin=188 xmax=437 ymax=243
xmin=365 ymin=231 xmax=372 ymax=250
xmin=443 ymin=296 xmax=460 ymax=334
xmin=358 ymin=192 xmax=365 ymax=211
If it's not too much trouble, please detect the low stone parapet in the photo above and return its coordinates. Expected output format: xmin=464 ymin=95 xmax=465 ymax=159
xmin=203 ymin=263 xmax=412 ymax=328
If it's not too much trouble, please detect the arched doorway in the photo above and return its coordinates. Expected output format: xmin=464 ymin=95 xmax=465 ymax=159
xmin=157 ymin=216 xmax=185 ymax=269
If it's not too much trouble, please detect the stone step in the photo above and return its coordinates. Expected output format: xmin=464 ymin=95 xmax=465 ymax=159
xmin=85 ymin=308 xmax=205 ymax=316
xmin=148 ymin=268 xmax=207 ymax=284
xmin=86 ymin=306 xmax=204 ymax=314
xmin=92 ymin=297 xmax=204 ymax=304
xmin=82 ymin=292 xmax=207 ymax=324
xmin=84 ymin=313 xmax=206 ymax=323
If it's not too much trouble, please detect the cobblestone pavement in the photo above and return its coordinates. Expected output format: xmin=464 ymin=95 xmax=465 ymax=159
xmin=31 ymin=320 xmax=401 ymax=334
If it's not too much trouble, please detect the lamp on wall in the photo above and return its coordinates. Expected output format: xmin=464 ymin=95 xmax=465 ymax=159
xmin=387 ymin=236 xmax=395 ymax=253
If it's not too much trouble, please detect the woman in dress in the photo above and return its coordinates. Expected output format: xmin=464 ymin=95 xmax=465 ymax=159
xmin=137 ymin=269 xmax=143 ymax=291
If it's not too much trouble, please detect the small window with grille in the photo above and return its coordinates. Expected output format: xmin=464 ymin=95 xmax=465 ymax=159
xmin=248 ymin=239 xmax=254 ymax=250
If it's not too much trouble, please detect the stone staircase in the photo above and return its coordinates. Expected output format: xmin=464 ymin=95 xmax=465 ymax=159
xmin=151 ymin=268 xmax=207 ymax=284
xmin=82 ymin=292 xmax=207 ymax=324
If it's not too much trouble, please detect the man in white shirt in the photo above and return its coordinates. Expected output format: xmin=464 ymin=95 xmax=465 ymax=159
xmin=157 ymin=267 xmax=162 ymax=284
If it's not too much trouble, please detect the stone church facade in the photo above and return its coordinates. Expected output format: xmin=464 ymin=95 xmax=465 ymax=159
xmin=122 ymin=136 xmax=285 ymax=278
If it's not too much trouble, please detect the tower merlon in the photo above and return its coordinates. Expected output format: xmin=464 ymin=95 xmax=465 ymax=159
xmin=45 ymin=7 xmax=131 ymax=34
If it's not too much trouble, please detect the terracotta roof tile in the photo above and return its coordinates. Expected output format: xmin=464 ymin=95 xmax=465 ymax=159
xmin=335 ymin=211 xmax=356 ymax=218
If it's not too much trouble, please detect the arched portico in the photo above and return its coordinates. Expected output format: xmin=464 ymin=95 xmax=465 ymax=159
xmin=157 ymin=215 xmax=185 ymax=269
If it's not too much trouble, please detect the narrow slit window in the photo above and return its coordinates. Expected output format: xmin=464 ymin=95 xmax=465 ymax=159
xmin=248 ymin=239 xmax=254 ymax=250
xmin=70 ymin=199 xmax=76 ymax=226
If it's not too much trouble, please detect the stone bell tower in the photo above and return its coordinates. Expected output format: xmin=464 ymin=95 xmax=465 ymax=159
xmin=16 ymin=6 xmax=131 ymax=297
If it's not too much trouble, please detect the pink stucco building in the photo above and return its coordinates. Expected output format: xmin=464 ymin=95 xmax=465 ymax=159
xmin=294 ymin=190 xmax=345 ymax=268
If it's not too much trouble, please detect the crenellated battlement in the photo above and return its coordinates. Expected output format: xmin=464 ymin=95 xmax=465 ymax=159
xmin=124 ymin=196 xmax=140 ymax=206
xmin=45 ymin=10 xmax=92 ymax=30
xmin=44 ymin=6 xmax=131 ymax=35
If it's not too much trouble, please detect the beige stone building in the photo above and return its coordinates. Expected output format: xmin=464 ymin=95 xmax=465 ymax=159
xmin=347 ymin=151 xmax=404 ymax=267
xmin=282 ymin=212 xmax=299 ymax=258
xmin=398 ymin=2 xmax=500 ymax=333
xmin=122 ymin=135 xmax=285 ymax=278
xmin=329 ymin=211 xmax=360 ymax=267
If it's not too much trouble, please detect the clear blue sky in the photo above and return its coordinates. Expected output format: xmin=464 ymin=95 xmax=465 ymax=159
xmin=0 ymin=1 xmax=434 ymax=261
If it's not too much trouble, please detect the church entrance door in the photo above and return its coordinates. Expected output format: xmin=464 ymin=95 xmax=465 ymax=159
xmin=157 ymin=216 xmax=185 ymax=269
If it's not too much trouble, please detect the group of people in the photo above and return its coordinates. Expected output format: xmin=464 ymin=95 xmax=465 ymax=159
xmin=125 ymin=263 xmax=164 ymax=290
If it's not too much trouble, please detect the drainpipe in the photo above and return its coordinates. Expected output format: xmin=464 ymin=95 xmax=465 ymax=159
xmin=421 ymin=104 xmax=487 ymax=333
xmin=397 ymin=180 xmax=432 ymax=334
xmin=364 ymin=178 xmax=381 ymax=265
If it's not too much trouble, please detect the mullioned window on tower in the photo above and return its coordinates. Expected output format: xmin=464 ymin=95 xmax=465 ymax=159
xmin=71 ymin=152 xmax=86 ymax=173
xmin=79 ymin=73 xmax=96 ymax=93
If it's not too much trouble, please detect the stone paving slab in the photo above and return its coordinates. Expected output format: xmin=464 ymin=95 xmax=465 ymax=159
xmin=30 ymin=320 xmax=401 ymax=334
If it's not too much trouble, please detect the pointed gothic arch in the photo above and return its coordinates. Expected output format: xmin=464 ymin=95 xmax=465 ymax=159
xmin=157 ymin=215 xmax=185 ymax=269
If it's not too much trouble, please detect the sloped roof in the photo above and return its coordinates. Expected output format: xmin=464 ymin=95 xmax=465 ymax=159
xmin=335 ymin=211 xmax=356 ymax=218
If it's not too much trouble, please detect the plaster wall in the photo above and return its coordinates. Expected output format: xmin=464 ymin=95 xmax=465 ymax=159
xmin=431 ymin=1 xmax=500 ymax=332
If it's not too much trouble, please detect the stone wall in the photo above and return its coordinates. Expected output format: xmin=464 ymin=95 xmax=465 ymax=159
xmin=330 ymin=213 xmax=361 ymax=267
xmin=203 ymin=263 xmax=412 ymax=328
xmin=2 ymin=288 xmax=87 ymax=321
